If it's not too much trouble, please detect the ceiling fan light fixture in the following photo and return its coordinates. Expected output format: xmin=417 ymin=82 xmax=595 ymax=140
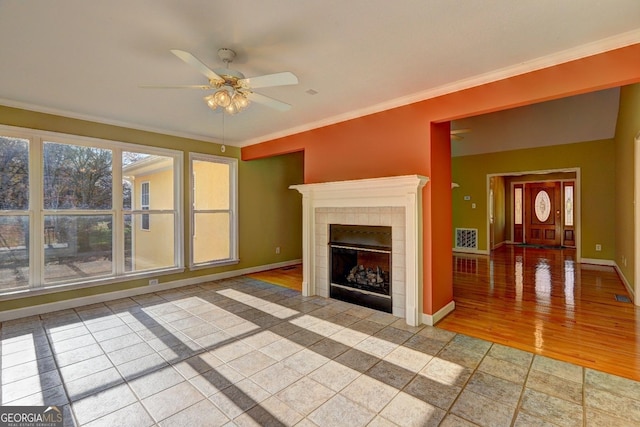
xmin=213 ymin=89 xmax=232 ymax=107
xmin=225 ymin=102 xmax=239 ymax=115
xmin=232 ymin=93 xmax=249 ymax=111
xmin=203 ymin=94 xmax=217 ymax=110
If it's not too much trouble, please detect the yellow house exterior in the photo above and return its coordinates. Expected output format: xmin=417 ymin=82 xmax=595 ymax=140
xmin=124 ymin=156 xmax=175 ymax=272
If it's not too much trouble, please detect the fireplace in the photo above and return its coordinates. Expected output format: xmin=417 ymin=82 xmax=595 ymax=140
xmin=329 ymin=225 xmax=392 ymax=312
xmin=290 ymin=175 xmax=430 ymax=326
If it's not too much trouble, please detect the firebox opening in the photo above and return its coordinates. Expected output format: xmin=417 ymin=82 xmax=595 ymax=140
xmin=329 ymin=224 xmax=392 ymax=313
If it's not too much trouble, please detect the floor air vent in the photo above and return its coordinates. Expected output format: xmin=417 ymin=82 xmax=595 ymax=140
xmin=456 ymin=228 xmax=478 ymax=250
xmin=615 ymin=294 xmax=632 ymax=303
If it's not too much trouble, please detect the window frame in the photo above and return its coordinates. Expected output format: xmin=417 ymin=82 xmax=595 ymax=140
xmin=189 ymin=152 xmax=239 ymax=269
xmin=140 ymin=181 xmax=150 ymax=231
xmin=0 ymin=124 xmax=184 ymax=299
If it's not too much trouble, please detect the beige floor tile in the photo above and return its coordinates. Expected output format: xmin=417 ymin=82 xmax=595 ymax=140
xmin=2 ymin=277 xmax=639 ymax=427
xmin=228 ymin=350 xmax=277 ymax=376
xmin=236 ymin=395 xmax=303 ymax=427
xmin=72 ymin=383 xmax=138 ymax=425
xmin=141 ymin=381 xmax=205 ymax=422
xmin=189 ymin=364 xmax=245 ymax=397
xmin=585 ymin=386 xmax=640 ymax=424
xmin=420 ymin=357 xmax=472 ymax=388
xmin=282 ymin=348 xmax=330 ymax=375
xmin=478 ymin=355 xmax=529 ymax=385
xmin=83 ymin=402 xmax=155 ymax=427
xmin=379 ymin=391 xmax=445 ymax=427
xmin=531 ymin=355 xmax=583 ymax=384
xmin=465 ymin=371 xmax=523 ymax=408
xmin=259 ymin=337 xmax=305 ymax=361
xmin=383 ymin=345 xmax=432 ymax=372
xmin=451 ymin=389 xmax=515 ymax=427
xmin=160 ymin=399 xmax=229 ymax=427
xmin=308 ymin=360 xmax=361 ymax=392
xmin=210 ymin=379 xmax=271 ymax=419
xmin=520 ymin=388 xmax=583 ymax=427
xmin=403 ymin=374 xmax=461 ymax=410
xmin=250 ymin=362 xmax=302 ymax=394
xmin=340 ymin=375 xmax=398 ymax=412
xmin=334 ymin=348 xmax=380 ymax=373
xmin=276 ymin=377 xmax=335 ymax=415
xmin=308 ymin=394 xmax=375 ymax=427
xmin=526 ymin=369 xmax=583 ymax=404
xmin=128 ymin=365 xmax=185 ymax=399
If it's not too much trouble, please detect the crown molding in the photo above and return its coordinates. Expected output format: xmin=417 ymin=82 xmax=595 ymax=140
xmin=2 ymin=29 xmax=639 ymax=149
xmin=238 ymin=29 xmax=640 ymax=147
xmin=0 ymin=98 xmax=223 ymax=145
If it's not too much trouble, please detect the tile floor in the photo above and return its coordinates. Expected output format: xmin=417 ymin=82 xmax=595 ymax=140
xmin=1 ymin=277 xmax=639 ymax=427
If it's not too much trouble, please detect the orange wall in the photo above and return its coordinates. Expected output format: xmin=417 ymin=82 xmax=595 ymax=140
xmin=242 ymin=44 xmax=640 ymax=317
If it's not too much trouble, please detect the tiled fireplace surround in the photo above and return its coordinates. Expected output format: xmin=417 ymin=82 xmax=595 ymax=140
xmin=291 ymin=175 xmax=429 ymax=326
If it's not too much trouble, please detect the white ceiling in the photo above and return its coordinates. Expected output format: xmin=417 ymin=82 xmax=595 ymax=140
xmin=451 ymin=88 xmax=621 ymax=157
xmin=1 ymin=1 xmax=639 ymax=148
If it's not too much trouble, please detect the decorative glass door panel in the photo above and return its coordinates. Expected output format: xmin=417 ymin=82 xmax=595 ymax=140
xmin=525 ymin=182 xmax=561 ymax=246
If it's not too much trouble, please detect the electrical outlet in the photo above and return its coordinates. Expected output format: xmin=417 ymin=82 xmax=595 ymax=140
xmin=595 ymin=244 xmax=602 ymax=252
xmin=275 ymin=246 xmax=280 ymax=254
xmin=149 ymin=278 xmax=159 ymax=285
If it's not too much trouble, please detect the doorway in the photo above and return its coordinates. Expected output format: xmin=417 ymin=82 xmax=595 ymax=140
xmin=488 ymin=169 xmax=580 ymax=255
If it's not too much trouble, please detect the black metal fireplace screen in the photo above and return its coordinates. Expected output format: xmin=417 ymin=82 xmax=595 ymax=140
xmin=329 ymin=224 xmax=392 ymax=313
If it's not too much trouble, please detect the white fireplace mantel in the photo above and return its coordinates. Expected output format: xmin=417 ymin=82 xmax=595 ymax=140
xmin=290 ymin=175 xmax=428 ymax=326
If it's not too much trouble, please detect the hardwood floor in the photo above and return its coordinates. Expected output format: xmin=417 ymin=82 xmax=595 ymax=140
xmin=248 ymin=247 xmax=640 ymax=381
xmin=247 ymin=264 xmax=303 ymax=291
xmin=438 ymin=245 xmax=640 ymax=381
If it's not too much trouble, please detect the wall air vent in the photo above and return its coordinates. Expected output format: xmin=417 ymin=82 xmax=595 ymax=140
xmin=455 ymin=228 xmax=478 ymax=250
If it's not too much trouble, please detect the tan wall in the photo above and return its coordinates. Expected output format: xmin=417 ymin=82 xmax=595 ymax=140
xmin=614 ymin=83 xmax=640 ymax=297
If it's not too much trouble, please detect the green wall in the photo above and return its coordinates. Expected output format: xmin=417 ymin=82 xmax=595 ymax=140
xmin=452 ymin=139 xmax=616 ymax=259
xmin=0 ymin=106 xmax=304 ymax=311
xmin=614 ymin=84 xmax=640 ymax=293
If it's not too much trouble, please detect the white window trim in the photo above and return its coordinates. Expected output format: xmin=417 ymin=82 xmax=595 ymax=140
xmin=0 ymin=124 xmax=184 ymax=299
xmin=140 ymin=181 xmax=150 ymax=231
xmin=189 ymin=152 xmax=239 ymax=269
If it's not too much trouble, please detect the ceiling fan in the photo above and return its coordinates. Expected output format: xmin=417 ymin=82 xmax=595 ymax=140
xmin=142 ymin=48 xmax=299 ymax=114
xmin=450 ymin=128 xmax=471 ymax=141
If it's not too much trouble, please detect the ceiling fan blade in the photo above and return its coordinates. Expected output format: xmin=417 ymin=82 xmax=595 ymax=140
xmin=139 ymin=84 xmax=211 ymax=89
xmin=247 ymin=92 xmax=292 ymax=111
xmin=239 ymin=72 xmax=298 ymax=89
xmin=450 ymin=128 xmax=471 ymax=135
xmin=170 ymin=49 xmax=223 ymax=82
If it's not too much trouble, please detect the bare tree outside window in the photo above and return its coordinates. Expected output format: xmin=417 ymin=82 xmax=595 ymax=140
xmin=0 ymin=137 xmax=29 ymax=289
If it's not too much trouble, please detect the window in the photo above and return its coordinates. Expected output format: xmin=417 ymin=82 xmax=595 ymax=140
xmin=190 ymin=153 xmax=238 ymax=268
xmin=0 ymin=125 xmax=183 ymax=296
xmin=514 ymin=187 xmax=523 ymax=225
xmin=0 ymin=136 xmax=29 ymax=292
xmin=564 ymin=184 xmax=574 ymax=226
xmin=141 ymin=181 xmax=150 ymax=231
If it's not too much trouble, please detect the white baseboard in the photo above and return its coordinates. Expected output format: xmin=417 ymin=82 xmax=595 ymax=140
xmin=580 ymin=258 xmax=616 ymax=267
xmin=614 ymin=262 xmax=636 ymax=303
xmin=0 ymin=259 xmax=302 ymax=322
xmin=453 ymin=247 xmax=489 ymax=255
xmin=421 ymin=300 xmax=456 ymax=326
